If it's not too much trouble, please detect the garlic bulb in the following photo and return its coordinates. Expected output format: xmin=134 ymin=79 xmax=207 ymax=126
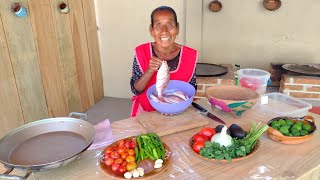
xmin=211 ymin=126 xmax=233 ymax=147
xmin=155 ymin=159 xmax=163 ymax=164
xmin=137 ymin=167 xmax=144 ymax=177
xmin=124 ymin=172 xmax=132 ymax=179
xmin=132 ymin=170 xmax=139 ymax=178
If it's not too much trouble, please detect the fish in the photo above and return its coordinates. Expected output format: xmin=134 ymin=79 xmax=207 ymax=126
xmin=156 ymin=61 xmax=170 ymax=100
xmin=150 ymin=93 xmax=165 ymax=103
xmin=163 ymin=95 xmax=185 ymax=104
xmin=150 ymin=90 xmax=188 ymax=104
xmin=166 ymin=90 xmax=189 ymax=101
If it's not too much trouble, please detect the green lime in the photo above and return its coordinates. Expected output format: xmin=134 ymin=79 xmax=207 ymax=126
xmin=302 ymin=124 xmax=312 ymax=133
xmin=292 ymin=131 xmax=300 ymax=136
xmin=285 ymin=119 xmax=294 ymax=126
xmin=300 ymin=130 xmax=308 ymax=136
xmin=295 ymin=121 xmax=304 ymax=126
xmin=281 ymin=124 xmax=291 ymax=129
xmin=271 ymin=126 xmax=278 ymax=130
xmin=287 ymin=133 xmax=293 ymax=136
xmin=271 ymin=121 xmax=280 ymax=128
xmin=283 ymin=133 xmax=293 ymax=136
xmin=278 ymin=119 xmax=286 ymax=125
xmin=291 ymin=124 xmax=302 ymax=131
xmin=279 ymin=127 xmax=289 ymax=134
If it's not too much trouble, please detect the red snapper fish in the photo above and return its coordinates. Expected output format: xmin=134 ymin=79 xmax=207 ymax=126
xmin=156 ymin=61 xmax=170 ymax=100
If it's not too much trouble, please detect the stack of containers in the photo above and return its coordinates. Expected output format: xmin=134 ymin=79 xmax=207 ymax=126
xmin=237 ymin=68 xmax=271 ymax=95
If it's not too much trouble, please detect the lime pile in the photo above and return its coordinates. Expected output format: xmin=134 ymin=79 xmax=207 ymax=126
xmin=270 ymin=119 xmax=313 ymax=136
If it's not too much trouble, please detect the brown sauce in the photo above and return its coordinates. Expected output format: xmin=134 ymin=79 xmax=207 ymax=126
xmin=10 ymin=131 xmax=87 ymax=165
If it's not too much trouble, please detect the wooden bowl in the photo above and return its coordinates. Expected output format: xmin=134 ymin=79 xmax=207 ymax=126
xmin=263 ymin=0 xmax=281 ymax=11
xmin=205 ymin=85 xmax=260 ymax=116
xmin=209 ymin=0 xmax=222 ymax=12
xmin=189 ymin=134 xmax=260 ymax=162
xmin=267 ymin=116 xmax=316 ymax=144
xmin=99 ymin=136 xmax=172 ymax=179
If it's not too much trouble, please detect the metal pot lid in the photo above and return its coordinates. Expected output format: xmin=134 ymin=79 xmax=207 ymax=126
xmin=282 ymin=64 xmax=320 ymax=76
xmin=196 ymin=63 xmax=228 ymax=77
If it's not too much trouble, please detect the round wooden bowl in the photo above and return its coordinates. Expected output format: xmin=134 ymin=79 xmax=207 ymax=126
xmin=267 ymin=116 xmax=316 ymax=144
xmin=99 ymin=136 xmax=172 ymax=179
xmin=209 ymin=0 xmax=222 ymax=12
xmin=263 ymin=0 xmax=281 ymax=11
xmin=205 ymin=85 xmax=260 ymax=116
xmin=189 ymin=134 xmax=260 ymax=162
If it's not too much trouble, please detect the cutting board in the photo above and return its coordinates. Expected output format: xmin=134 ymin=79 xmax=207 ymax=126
xmin=136 ymin=108 xmax=209 ymax=136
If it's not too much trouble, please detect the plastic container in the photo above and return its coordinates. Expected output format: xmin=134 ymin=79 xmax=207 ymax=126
xmin=258 ymin=93 xmax=312 ymax=118
xmin=237 ymin=68 xmax=270 ymax=94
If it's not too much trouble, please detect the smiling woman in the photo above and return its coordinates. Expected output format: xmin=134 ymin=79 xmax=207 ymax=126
xmin=130 ymin=6 xmax=198 ymax=117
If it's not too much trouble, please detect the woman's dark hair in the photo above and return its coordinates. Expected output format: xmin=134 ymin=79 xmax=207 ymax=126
xmin=151 ymin=6 xmax=178 ymax=27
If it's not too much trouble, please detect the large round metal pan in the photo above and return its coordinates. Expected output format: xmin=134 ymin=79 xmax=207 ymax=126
xmin=282 ymin=64 xmax=320 ymax=76
xmin=196 ymin=63 xmax=228 ymax=77
xmin=0 ymin=112 xmax=95 ymax=179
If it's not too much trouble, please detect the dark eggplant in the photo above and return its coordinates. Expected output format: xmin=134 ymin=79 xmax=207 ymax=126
xmin=215 ymin=125 xmax=231 ymax=135
xmin=229 ymin=124 xmax=246 ymax=139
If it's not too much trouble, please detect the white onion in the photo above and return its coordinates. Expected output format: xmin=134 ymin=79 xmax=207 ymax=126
xmin=211 ymin=126 xmax=233 ymax=147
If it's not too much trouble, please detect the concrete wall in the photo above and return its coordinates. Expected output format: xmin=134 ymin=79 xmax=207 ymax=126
xmin=94 ymin=0 xmax=320 ymax=98
xmin=94 ymin=1 xmax=185 ymax=98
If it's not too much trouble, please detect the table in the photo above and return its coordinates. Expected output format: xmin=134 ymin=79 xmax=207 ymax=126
xmin=1 ymin=101 xmax=320 ymax=179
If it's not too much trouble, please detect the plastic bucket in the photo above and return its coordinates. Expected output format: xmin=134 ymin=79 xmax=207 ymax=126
xmin=237 ymin=68 xmax=271 ymax=94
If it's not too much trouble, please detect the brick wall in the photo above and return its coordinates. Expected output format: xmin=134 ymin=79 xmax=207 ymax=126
xmin=280 ymin=74 xmax=320 ymax=99
xmin=269 ymin=63 xmax=288 ymax=87
xmin=195 ymin=64 xmax=235 ymax=100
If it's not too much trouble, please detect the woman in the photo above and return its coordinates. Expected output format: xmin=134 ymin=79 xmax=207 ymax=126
xmin=130 ymin=6 xmax=198 ymax=117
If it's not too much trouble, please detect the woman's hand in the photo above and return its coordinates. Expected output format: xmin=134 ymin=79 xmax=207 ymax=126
xmin=134 ymin=56 xmax=163 ymax=92
xmin=146 ymin=56 xmax=163 ymax=74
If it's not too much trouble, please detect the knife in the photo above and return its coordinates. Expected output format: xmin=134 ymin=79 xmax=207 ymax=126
xmin=192 ymin=102 xmax=226 ymax=124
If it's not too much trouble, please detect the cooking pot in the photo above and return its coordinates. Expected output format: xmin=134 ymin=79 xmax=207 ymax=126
xmin=0 ymin=112 xmax=95 ymax=179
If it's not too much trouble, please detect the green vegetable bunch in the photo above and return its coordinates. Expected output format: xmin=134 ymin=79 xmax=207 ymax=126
xmin=200 ymin=122 xmax=268 ymax=161
xmin=135 ymin=133 xmax=165 ymax=163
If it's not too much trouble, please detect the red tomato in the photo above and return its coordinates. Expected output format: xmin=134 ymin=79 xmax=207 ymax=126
xmin=121 ymin=152 xmax=128 ymax=160
xmin=117 ymin=140 xmax=125 ymax=147
xmin=111 ymin=145 xmax=118 ymax=151
xmin=111 ymin=163 xmax=120 ymax=172
xmin=114 ymin=158 xmax=123 ymax=164
xmin=118 ymin=165 xmax=127 ymax=174
xmin=121 ymin=161 xmax=127 ymax=167
xmin=110 ymin=151 xmax=120 ymax=159
xmin=104 ymin=147 xmax=113 ymax=154
xmin=130 ymin=141 xmax=135 ymax=148
xmin=127 ymin=149 xmax=135 ymax=156
xmin=118 ymin=146 xmax=126 ymax=155
xmin=200 ymin=127 xmax=216 ymax=139
xmin=124 ymin=140 xmax=131 ymax=148
xmin=193 ymin=141 xmax=205 ymax=153
xmin=104 ymin=153 xmax=110 ymax=159
xmin=126 ymin=155 xmax=135 ymax=162
xmin=126 ymin=162 xmax=137 ymax=172
xmin=104 ymin=158 xmax=114 ymax=166
xmin=193 ymin=133 xmax=209 ymax=143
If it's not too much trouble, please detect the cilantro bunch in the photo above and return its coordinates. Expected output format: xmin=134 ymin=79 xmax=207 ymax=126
xmin=199 ymin=122 xmax=268 ymax=161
